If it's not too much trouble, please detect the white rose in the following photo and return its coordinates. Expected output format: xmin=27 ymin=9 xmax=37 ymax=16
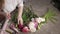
xmin=35 ymin=17 xmax=45 ymax=23
xmin=28 ymin=22 xmax=36 ymax=32
xmin=30 ymin=27 xmax=36 ymax=32
xmin=31 ymin=18 xmax=35 ymax=22
xmin=28 ymin=22 xmax=35 ymax=30
xmin=39 ymin=17 xmax=45 ymax=22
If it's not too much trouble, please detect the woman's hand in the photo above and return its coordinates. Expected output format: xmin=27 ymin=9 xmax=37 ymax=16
xmin=18 ymin=16 xmax=23 ymax=25
xmin=5 ymin=12 xmax=11 ymax=19
xmin=18 ymin=5 xmax=23 ymax=25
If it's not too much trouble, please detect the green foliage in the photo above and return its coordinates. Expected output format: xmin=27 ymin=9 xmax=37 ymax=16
xmin=11 ymin=5 xmax=38 ymax=25
xmin=11 ymin=11 xmax=18 ymax=23
xmin=22 ymin=6 xmax=38 ymax=24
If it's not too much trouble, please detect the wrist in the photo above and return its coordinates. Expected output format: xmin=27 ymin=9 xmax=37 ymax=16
xmin=18 ymin=15 xmax=22 ymax=18
xmin=18 ymin=14 xmax=22 ymax=17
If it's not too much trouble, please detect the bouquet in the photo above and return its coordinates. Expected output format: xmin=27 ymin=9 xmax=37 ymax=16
xmin=6 ymin=5 xmax=57 ymax=33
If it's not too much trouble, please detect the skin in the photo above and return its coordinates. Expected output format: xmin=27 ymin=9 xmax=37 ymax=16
xmin=0 ymin=0 xmax=24 ymax=25
xmin=0 ymin=0 xmax=23 ymax=34
xmin=6 ymin=6 xmax=23 ymax=25
xmin=18 ymin=6 xmax=23 ymax=25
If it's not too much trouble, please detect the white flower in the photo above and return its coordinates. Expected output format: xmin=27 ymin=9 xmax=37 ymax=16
xmin=30 ymin=27 xmax=36 ymax=32
xmin=28 ymin=22 xmax=36 ymax=32
xmin=39 ymin=17 xmax=45 ymax=22
xmin=31 ymin=18 xmax=35 ymax=22
xmin=35 ymin=17 xmax=45 ymax=23
xmin=28 ymin=22 xmax=35 ymax=28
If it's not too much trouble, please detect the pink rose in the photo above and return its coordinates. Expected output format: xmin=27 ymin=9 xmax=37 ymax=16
xmin=22 ymin=26 xmax=29 ymax=32
xmin=34 ymin=22 xmax=38 ymax=28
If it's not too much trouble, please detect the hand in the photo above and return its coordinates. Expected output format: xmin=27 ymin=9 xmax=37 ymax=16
xmin=18 ymin=16 xmax=23 ymax=25
xmin=5 ymin=12 xmax=11 ymax=19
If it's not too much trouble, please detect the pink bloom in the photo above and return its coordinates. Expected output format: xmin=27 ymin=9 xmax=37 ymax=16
xmin=22 ymin=26 xmax=29 ymax=32
xmin=34 ymin=22 xmax=38 ymax=28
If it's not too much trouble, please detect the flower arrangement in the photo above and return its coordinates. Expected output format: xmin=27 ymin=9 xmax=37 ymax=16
xmin=6 ymin=5 xmax=57 ymax=33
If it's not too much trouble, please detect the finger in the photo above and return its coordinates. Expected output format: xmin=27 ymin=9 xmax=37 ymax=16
xmin=8 ymin=14 xmax=11 ymax=19
xmin=19 ymin=20 xmax=22 ymax=24
xmin=20 ymin=19 xmax=23 ymax=25
xmin=19 ymin=19 xmax=23 ymax=25
xmin=18 ymin=19 xmax=19 ymax=24
xmin=6 ymin=13 xmax=11 ymax=19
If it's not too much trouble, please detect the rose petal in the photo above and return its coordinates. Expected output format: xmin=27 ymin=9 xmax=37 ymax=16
xmin=35 ymin=17 xmax=45 ymax=23
xmin=18 ymin=23 xmax=24 ymax=29
xmin=22 ymin=26 xmax=29 ymax=32
xmin=30 ymin=27 xmax=36 ymax=32
xmin=34 ymin=22 xmax=38 ymax=28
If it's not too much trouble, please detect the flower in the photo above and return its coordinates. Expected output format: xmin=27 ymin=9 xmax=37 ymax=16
xmin=18 ymin=23 xmax=24 ymax=29
xmin=35 ymin=17 xmax=45 ymax=23
xmin=28 ymin=22 xmax=36 ymax=32
xmin=30 ymin=27 xmax=36 ymax=32
xmin=34 ymin=22 xmax=38 ymax=28
xmin=22 ymin=26 xmax=29 ymax=32
xmin=31 ymin=18 xmax=35 ymax=22
xmin=28 ymin=22 xmax=35 ymax=28
xmin=39 ymin=17 xmax=45 ymax=22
